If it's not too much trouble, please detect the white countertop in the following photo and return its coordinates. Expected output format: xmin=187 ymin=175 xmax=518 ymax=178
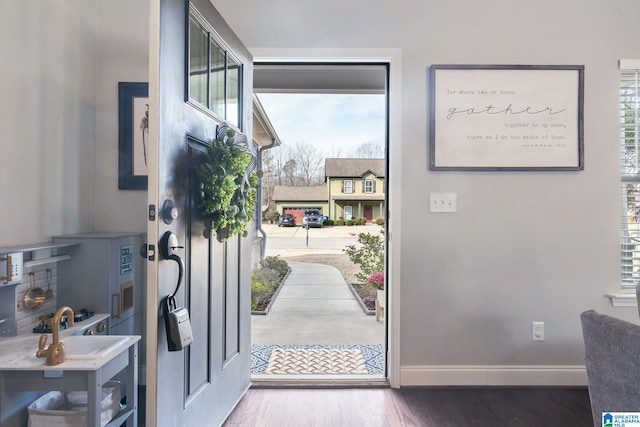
xmin=0 ymin=314 xmax=140 ymax=371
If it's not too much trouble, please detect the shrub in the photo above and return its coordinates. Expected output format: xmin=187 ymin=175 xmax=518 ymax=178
xmin=260 ymin=256 xmax=289 ymax=279
xmin=251 ymin=257 xmax=289 ymax=311
xmin=251 ymin=278 xmax=274 ymax=310
xmin=356 ymin=217 xmax=367 ymax=225
xmin=346 ymin=220 xmax=356 ymax=226
xmin=264 ymin=211 xmax=280 ymax=223
xmin=252 ymin=266 xmax=281 ymax=285
xmin=366 ymin=271 xmax=385 ymax=290
xmin=344 ymin=231 xmax=385 ymax=283
xmin=326 ymin=219 xmax=335 ymax=226
xmin=335 ymin=220 xmax=346 ymax=226
xmin=374 ymin=216 xmax=385 ymax=226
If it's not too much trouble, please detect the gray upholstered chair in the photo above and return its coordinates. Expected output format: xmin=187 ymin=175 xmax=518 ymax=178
xmin=581 ymin=310 xmax=640 ymax=426
xmin=636 ymin=282 xmax=640 ymax=317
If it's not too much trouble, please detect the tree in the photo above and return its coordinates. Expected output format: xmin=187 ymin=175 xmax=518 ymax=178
xmin=259 ymin=138 xmax=386 ymax=209
xmin=289 ymin=141 xmax=324 ymax=185
xmin=282 ymin=159 xmax=298 ymax=186
xmin=260 ymin=149 xmax=279 ymax=210
xmin=352 ymin=141 xmax=384 ymax=158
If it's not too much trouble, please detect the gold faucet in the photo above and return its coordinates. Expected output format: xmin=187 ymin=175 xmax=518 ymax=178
xmin=36 ymin=306 xmax=74 ymax=365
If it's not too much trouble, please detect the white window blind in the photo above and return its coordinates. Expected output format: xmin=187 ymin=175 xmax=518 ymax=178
xmin=621 ymin=65 xmax=640 ymax=288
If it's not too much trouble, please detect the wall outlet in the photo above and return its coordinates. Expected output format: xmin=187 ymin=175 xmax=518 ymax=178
xmin=532 ymin=321 xmax=544 ymax=341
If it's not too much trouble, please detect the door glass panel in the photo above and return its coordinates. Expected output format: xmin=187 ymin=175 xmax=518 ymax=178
xmin=210 ymin=40 xmax=226 ymax=119
xmin=188 ymin=11 xmax=244 ymax=130
xmin=188 ymin=17 xmax=208 ymax=106
xmin=226 ymin=56 xmax=241 ymax=127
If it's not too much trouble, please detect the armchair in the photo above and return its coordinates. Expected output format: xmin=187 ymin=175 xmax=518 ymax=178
xmin=580 ymin=310 xmax=640 ymax=427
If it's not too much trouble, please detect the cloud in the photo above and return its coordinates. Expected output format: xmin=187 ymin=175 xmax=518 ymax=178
xmin=257 ymin=93 xmax=386 ymax=155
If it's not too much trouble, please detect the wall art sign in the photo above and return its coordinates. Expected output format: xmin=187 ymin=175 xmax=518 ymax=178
xmin=118 ymin=82 xmax=149 ymax=190
xmin=429 ymin=65 xmax=584 ymax=171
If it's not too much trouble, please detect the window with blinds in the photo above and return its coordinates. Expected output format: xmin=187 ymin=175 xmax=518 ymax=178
xmin=621 ymin=64 xmax=640 ymax=288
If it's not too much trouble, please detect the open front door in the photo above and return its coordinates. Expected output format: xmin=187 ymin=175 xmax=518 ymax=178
xmin=147 ymin=1 xmax=252 ymax=425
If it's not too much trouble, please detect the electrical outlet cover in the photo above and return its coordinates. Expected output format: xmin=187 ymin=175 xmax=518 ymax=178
xmin=532 ymin=321 xmax=544 ymax=341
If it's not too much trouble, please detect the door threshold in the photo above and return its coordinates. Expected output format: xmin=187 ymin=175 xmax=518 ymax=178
xmin=251 ymin=374 xmax=389 ymax=388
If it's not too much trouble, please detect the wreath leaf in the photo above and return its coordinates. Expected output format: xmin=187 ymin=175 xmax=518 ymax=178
xmin=197 ymin=123 xmax=259 ymax=242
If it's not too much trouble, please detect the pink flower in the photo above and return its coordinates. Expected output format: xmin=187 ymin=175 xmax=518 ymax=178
xmin=366 ymin=272 xmax=385 ymax=289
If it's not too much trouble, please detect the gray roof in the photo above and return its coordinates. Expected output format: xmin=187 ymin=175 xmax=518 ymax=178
xmin=324 ymin=158 xmax=385 ymax=178
xmin=273 ymin=185 xmax=327 ymax=202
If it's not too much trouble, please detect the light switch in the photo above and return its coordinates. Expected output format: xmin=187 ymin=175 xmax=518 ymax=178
xmin=430 ymin=193 xmax=457 ymax=213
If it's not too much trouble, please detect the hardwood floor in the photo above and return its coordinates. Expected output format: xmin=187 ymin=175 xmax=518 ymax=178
xmin=223 ymin=387 xmax=593 ymax=427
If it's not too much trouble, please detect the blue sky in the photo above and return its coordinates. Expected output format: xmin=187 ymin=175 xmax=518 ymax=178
xmin=257 ymin=93 xmax=386 ymax=157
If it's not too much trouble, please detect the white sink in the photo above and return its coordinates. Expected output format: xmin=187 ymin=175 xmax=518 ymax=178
xmin=60 ymin=335 xmax=129 ymax=360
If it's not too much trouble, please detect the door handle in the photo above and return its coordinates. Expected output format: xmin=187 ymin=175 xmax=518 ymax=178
xmin=161 ymin=231 xmax=184 ymax=298
xmin=160 ymin=231 xmax=192 ymax=351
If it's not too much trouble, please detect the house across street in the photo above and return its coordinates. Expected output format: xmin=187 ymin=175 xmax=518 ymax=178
xmin=272 ymin=158 xmax=385 ymax=224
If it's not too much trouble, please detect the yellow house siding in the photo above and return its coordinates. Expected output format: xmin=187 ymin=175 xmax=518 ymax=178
xmin=327 ymin=173 xmax=385 ymax=221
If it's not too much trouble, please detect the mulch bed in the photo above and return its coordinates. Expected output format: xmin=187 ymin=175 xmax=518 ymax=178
xmin=350 ymin=283 xmax=377 ymax=312
xmin=251 ymin=268 xmax=291 ymax=315
xmin=253 ymin=298 xmax=271 ymax=312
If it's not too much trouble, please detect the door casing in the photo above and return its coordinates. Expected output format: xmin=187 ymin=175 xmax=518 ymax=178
xmin=253 ymin=49 xmax=402 ymax=387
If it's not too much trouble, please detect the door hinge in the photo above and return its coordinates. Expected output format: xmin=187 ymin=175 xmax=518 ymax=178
xmin=149 ymin=204 xmax=156 ymax=221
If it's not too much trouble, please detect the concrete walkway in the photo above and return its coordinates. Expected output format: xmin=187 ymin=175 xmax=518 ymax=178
xmin=251 ymin=261 xmax=384 ymax=345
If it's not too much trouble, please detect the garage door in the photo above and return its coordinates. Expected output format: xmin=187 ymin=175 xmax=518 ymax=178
xmin=283 ymin=207 xmax=322 ymax=225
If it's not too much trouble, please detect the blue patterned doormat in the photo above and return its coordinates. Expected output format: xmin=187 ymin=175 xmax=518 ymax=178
xmin=251 ymin=344 xmax=385 ymax=374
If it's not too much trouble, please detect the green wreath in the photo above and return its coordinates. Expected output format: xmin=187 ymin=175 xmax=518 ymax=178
xmin=197 ymin=124 xmax=260 ymax=242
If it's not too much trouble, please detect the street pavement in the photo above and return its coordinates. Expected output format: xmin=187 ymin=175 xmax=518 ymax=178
xmin=260 ymin=223 xmax=384 ymax=257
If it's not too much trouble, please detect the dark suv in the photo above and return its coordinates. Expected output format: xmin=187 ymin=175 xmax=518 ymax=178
xmin=302 ymin=209 xmax=323 ymax=228
xmin=278 ymin=213 xmax=295 ymax=227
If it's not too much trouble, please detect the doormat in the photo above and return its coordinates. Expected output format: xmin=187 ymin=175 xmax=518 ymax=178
xmin=251 ymin=344 xmax=384 ymax=374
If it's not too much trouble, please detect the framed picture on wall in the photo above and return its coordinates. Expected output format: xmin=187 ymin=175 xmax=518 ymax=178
xmin=118 ymin=82 xmax=149 ymax=190
xmin=429 ymin=65 xmax=584 ymax=171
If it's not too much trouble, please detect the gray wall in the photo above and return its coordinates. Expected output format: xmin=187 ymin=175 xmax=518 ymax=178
xmin=212 ymin=0 xmax=640 ymax=378
xmin=2 ymin=0 xmax=640 ymax=387
xmin=94 ymin=1 xmax=149 ymax=233
xmin=0 ymin=0 xmax=148 ymax=247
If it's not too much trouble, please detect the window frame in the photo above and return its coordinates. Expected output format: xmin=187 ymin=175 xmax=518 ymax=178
xmin=364 ymin=179 xmax=374 ymax=193
xmin=620 ymin=60 xmax=640 ymax=289
xmin=343 ymin=179 xmax=353 ymax=194
xmin=343 ymin=205 xmax=353 ymax=220
xmin=187 ymin=6 xmax=243 ymax=130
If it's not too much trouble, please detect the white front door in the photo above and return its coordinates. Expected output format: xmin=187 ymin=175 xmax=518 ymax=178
xmin=146 ymin=0 xmax=252 ymax=425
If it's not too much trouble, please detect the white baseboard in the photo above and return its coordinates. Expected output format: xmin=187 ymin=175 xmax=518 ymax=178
xmin=400 ymin=365 xmax=587 ymax=387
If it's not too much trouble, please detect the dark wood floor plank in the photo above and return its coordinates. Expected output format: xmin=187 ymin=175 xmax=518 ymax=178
xmin=223 ymin=387 xmax=593 ymax=427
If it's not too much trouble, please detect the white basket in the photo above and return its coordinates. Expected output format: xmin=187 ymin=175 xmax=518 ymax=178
xmin=28 ymin=381 xmax=121 ymax=427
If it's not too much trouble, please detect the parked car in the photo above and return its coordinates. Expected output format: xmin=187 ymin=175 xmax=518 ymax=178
xmin=278 ymin=213 xmax=295 ymax=227
xmin=302 ymin=209 xmax=323 ymax=228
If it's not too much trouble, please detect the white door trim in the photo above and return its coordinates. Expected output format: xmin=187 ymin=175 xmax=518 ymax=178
xmin=252 ymin=48 xmax=402 ymax=388
xmin=146 ymin=1 xmax=160 ymax=425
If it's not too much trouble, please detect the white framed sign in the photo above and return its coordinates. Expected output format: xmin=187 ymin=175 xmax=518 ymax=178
xmin=429 ymin=65 xmax=584 ymax=171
